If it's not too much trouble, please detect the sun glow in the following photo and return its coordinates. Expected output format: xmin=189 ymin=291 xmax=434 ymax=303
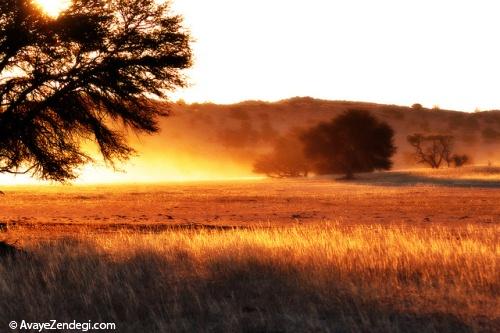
xmin=33 ymin=0 xmax=70 ymax=17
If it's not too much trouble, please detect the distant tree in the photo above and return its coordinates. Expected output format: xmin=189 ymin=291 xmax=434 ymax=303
xmin=301 ymin=110 xmax=396 ymax=179
xmin=452 ymin=154 xmax=470 ymax=168
xmin=407 ymin=134 xmax=454 ymax=168
xmin=0 ymin=0 xmax=192 ymax=181
xmin=411 ymin=103 xmax=423 ymax=110
xmin=253 ymin=134 xmax=309 ymax=178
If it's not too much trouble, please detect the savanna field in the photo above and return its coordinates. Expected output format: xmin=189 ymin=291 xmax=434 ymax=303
xmin=3 ymin=1 xmax=500 ymax=333
xmin=0 ymin=167 xmax=498 ymax=332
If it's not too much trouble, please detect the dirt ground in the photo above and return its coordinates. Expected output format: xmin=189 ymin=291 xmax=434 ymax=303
xmin=1 ymin=170 xmax=499 ymax=238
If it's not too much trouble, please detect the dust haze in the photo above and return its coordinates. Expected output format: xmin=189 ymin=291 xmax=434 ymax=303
xmin=102 ymin=97 xmax=500 ymax=182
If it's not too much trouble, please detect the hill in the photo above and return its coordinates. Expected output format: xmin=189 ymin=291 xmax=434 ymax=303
xmin=88 ymin=97 xmax=500 ymax=181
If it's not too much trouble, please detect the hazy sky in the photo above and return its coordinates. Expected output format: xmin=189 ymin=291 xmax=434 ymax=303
xmin=169 ymin=0 xmax=500 ymax=111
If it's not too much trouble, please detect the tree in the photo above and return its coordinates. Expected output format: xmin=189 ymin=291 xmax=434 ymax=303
xmin=301 ymin=110 xmax=396 ymax=179
xmin=0 ymin=0 xmax=192 ymax=181
xmin=407 ymin=134 xmax=454 ymax=168
xmin=452 ymin=154 xmax=470 ymax=168
xmin=253 ymin=133 xmax=309 ymax=178
xmin=411 ymin=103 xmax=423 ymax=110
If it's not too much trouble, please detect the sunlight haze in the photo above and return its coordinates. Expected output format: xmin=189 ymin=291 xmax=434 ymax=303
xmin=33 ymin=0 xmax=70 ymax=17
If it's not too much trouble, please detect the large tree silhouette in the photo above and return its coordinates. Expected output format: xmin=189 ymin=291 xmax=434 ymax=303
xmin=0 ymin=0 xmax=192 ymax=181
xmin=302 ymin=110 xmax=396 ymax=179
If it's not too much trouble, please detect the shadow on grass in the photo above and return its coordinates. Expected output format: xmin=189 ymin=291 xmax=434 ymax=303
xmin=0 ymin=239 xmax=493 ymax=333
xmin=347 ymin=171 xmax=500 ymax=188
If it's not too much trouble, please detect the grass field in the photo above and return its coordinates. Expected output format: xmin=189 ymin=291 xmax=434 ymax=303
xmin=0 ymin=167 xmax=499 ymax=332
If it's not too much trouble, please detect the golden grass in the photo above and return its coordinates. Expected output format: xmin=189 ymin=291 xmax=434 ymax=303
xmin=411 ymin=165 xmax=500 ymax=180
xmin=2 ymin=222 xmax=498 ymax=332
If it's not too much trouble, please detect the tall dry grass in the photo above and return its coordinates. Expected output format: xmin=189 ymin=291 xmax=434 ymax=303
xmin=413 ymin=165 xmax=500 ymax=180
xmin=1 ymin=223 xmax=498 ymax=332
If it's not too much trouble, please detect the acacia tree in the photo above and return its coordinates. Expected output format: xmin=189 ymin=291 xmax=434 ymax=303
xmin=407 ymin=134 xmax=454 ymax=168
xmin=0 ymin=0 xmax=192 ymax=181
xmin=301 ymin=110 xmax=396 ymax=179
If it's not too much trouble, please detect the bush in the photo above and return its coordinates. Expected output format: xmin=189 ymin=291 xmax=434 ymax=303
xmin=452 ymin=154 xmax=470 ymax=168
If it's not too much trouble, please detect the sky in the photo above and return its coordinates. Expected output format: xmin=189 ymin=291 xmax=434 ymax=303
xmin=169 ymin=0 xmax=500 ymax=112
xmin=34 ymin=0 xmax=500 ymax=111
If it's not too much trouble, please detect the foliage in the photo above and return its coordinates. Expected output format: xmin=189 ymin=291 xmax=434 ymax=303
xmin=0 ymin=0 xmax=192 ymax=181
xmin=253 ymin=133 xmax=309 ymax=178
xmin=411 ymin=103 xmax=423 ymax=110
xmin=301 ymin=109 xmax=396 ymax=179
